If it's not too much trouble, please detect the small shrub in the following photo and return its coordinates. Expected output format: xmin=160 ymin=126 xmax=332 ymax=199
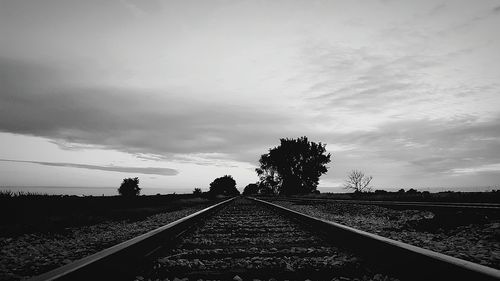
xmin=118 ymin=177 xmax=141 ymax=197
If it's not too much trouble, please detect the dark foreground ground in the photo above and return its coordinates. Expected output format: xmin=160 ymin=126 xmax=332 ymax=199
xmin=0 ymin=193 xmax=224 ymax=280
xmin=1 ymin=191 xmax=498 ymax=280
xmin=0 ymin=192 xmax=218 ymax=236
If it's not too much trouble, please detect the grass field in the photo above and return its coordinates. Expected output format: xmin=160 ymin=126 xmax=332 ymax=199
xmin=0 ymin=191 xmax=222 ymax=236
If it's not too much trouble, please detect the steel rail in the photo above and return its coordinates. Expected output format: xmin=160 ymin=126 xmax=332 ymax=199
xmin=250 ymin=197 xmax=500 ymax=281
xmin=258 ymin=196 xmax=500 ymax=211
xmin=28 ymin=197 xmax=237 ymax=281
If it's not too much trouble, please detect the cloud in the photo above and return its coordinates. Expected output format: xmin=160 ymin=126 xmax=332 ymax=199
xmin=323 ymin=115 xmax=500 ymax=175
xmin=0 ymin=159 xmax=178 ymax=176
xmin=296 ymin=1 xmax=500 ymax=125
xmin=2 ymin=53 xmax=500 ymax=181
xmin=119 ymin=0 xmax=163 ymax=17
xmin=0 ymin=57 xmax=296 ymax=164
xmin=450 ymin=163 xmax=500 ymax=175
xmin=304 ymin=47 xmax=462 ymax=114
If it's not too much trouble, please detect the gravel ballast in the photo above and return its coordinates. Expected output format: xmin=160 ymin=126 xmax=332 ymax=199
xmin=269 ymin=200 xmax=500 ymax=269
xmin=0 ymin=206 xmax=210 ymax=281
xmin=138 ymin=198 xmax=402 ymax=281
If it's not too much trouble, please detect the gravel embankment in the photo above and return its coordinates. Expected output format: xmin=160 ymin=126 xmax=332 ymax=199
xmin=0 ymin=206 xmax=210 ymax=281
xmin=139 ymin=198 xmax=401 ymax=281
xmin=270 ymin=200 xmax=500 ymax=269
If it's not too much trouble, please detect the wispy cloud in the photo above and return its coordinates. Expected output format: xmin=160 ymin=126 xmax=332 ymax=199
xmin=0 ymin=159 xmax=178 ymax=176
xmin=450 ymin=164 xmax=500 ymax=175
xmin=328 ymin=115 xmax=500 ymax=173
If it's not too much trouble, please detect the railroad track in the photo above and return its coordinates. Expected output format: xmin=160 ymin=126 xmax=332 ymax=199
xmin=30 ymin=197 xmax=500 ymax=281
xmin=258 ymin=196 xmax=500 ymax=213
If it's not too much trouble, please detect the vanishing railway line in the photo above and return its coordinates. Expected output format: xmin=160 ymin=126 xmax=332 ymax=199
xmin=257 ymin=196 xmax=500 ymax=214
xmin=139 ymin=198 xmax=388 ymax=281
xmin=30 ymin=197 xmax=500 ymax=281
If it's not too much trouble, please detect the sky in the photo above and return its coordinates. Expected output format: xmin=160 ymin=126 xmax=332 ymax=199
xmin=1 ymin=0 xmax=499 ymax=195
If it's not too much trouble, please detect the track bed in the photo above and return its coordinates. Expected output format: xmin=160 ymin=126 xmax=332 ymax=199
xmin=137 ymin=198 xmax=401 ymax=281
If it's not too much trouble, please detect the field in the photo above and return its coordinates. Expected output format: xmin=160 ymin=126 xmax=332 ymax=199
xmin=0 ymin=191 xmax=220 ymax=236
xmin=0 ymin=192 xmax=225 ymax=280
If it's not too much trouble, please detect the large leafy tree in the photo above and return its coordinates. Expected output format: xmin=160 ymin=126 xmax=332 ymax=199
xmin=209 ymin=175 xmax=240 ymax=196
xmin=256 ymin=137 xmax=331 ymax=195
xmin=118 ymin=177 xmax=141 ymax=197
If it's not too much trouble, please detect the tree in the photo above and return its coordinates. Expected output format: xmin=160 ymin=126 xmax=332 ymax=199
xmin=257 ymin=181 xmax=277 ymax=195
xmin=118 ymin=177 xmax=140 ymax=197
xmin=242 ymin=183 xmax=260 ymax=195
xmin=192 ymin=187 xmax=202 ymax=196
xmin=209 ymin=175 xmax=240 ymax=196
xmin=344 ymin=170 xmax=372 ymax=193
xmin=256 ymin=136 xmax=331 ymax=195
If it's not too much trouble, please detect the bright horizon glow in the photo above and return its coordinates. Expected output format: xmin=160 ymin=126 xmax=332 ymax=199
xmin=1 ymin=0 xmax=500 ymax=195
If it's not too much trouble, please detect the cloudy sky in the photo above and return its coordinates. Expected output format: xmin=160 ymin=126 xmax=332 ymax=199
xmin=1 ymin=0 xmax=499 ymax=194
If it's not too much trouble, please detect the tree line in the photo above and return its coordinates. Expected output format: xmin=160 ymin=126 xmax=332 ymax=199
xmin=118 ymin=136 xmax=373 ymax=197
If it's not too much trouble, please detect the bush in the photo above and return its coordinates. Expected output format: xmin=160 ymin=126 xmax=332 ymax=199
xmin=209 ymin=175 xmax=240 ymax=196
xmin=193 ymin=188 xmax=202 ymax=196
xmin=118 ymin=177 xmax=141 ymax=197
xmin=242 ymin=183 xmax=259 ymax=195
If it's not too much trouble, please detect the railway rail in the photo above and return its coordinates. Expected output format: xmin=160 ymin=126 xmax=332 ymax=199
xmin=258 ymin=196 xmax=500 ymax=214
xmin=29 ymin=197 xmax=500 ymax=281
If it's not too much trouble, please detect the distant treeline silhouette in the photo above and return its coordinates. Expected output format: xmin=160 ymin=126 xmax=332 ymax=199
xmin=274 ymin=189 xmax=500 ymax=203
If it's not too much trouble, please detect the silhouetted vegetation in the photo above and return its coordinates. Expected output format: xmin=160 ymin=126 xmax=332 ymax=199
xmin=192 ymin=187 xmax=202 ymax=196
xmin=285 ymin=189 xmax=500 ymax=203
xmin=256 ymin=136 xmax=331 ymax=195
xmin=0 ymin=192 xmax=218 ymax=237
xmin=118 ymin=177 xmax=141 ymax=197
xmin=0 ymin=190 xmax=51 ymax=198
xmin=406 ymin=188 xmax=418 ymax=194
xmin=209 ymin=175 xmax=240 ymax=196
xmin=242 ymin=183 xmax=259 ymax=195
xmin=344 ymin=170 xmax=373 ymax=193
xmin=257 ymin=181 xmax=276 ymax=195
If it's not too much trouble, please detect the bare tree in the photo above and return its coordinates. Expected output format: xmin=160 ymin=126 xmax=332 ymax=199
xmin=344 ymin=170 xmax=373 ymax=193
